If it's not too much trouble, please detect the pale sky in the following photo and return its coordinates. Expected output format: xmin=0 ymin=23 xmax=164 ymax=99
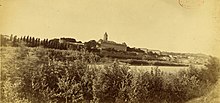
xmin=0 ymin=0 xmax=220 ymax=57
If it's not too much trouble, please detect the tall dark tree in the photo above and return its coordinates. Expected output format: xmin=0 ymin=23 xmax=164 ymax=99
xmin=26 ymin=36 xmax=29 ymax=43
xmin=45 ymin=39 xmax=49 ymax=47
xmin=38 ymin=39 xmax=40 ymax=46
xmin=42 ymin=39 xmax=46 ymax=46
xmin=37 ymin=38 xmax=40 ymax=46
xmin=32 ymin=37 xmax=35 ymax=47
xmin=17 ymin=37 xmax=20 ymax=42
xmin=12 ymin=35 xmax=17 ymax=46
xmin=28 ymin=36 xmax=32 ymax=47
xmin=10 ymin=34 xmax=13 ymax=41
xmin=20 ymin=36 xmax=23 ymax=41
xmin=23 ymin=36 xmax=26 ymax=42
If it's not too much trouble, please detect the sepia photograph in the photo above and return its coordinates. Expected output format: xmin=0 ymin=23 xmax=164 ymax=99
xmin=1 ymin=0 xmax=220 ymax=103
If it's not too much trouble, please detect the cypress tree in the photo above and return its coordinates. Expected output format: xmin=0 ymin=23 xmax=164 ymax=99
xmin=36 ymin=38 xmax=38 ymax=46
xmin=40 ymin=39 xmax=43 ymax=45
xmin=13 ymin=35 xmax=17 ymax=46
xmin=29 ymin=37 xmax=32 ymax=47
xmin=38 ymin=38 xmax=40 ymax=46
xmin=29 ymin=37 xmax=32 ymax=43
xmin=45 ymin=39 xmax=49 ymax=48
xmin=35 ymin=38 xmax=39 ymax=46
xmin=13 ymin=35 xmax=17 ymax=42
xmin=26 ymin=36 xmax=29 ymax=43
xmin=32 ymin=37 xmax=35 ymax=47
xmin=42 ymin=39 xmax=46 ymax=46
xmin=10 ymin=34 xmax=13 ymax=41
xmin=23 ymin=36 xmax=26 ymax=42
xmin=17 ymin=37 xmax=20 ymax=42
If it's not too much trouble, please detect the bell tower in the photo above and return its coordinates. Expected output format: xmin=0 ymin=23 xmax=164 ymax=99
xmin=103 ymin=32 xmax=108 ymax=41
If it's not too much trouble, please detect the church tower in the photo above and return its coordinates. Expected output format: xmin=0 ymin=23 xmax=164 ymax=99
xmin=103 ymin=32 xmax=108 ymax=41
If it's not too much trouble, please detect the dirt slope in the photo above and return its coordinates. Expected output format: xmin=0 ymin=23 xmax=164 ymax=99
xmin=186 ymin=79 xmax=220 ymax=103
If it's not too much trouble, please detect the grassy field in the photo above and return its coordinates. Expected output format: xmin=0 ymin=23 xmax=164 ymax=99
xmin=1 ymin=46 xmax=220 ymax=103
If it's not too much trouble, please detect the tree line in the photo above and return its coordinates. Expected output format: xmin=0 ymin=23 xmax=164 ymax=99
xmin=0 ymin=34 xmax=84 ymax=50
xmin=1 ymin=34 xmax=155 ymax=61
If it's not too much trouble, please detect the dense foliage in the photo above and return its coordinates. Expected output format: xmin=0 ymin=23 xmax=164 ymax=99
xmin=1 ymin=47 xmax=220 ymax=103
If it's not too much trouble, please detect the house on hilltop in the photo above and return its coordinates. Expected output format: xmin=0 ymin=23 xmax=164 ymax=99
xmin=59 ymin=37 xmax=84 ymax=50
xmin=98 ymin=32 xmax=127 ymax=51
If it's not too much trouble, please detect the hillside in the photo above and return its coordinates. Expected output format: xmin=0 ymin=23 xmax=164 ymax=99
xmin=186 ymin=76 xmax=220 ymax=103
xmin=1 ymin=34 xmax=212 ymax=67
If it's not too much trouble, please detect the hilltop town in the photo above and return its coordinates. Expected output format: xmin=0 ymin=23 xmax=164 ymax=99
xmin=0 ymin=33 xmax=210 ymax=66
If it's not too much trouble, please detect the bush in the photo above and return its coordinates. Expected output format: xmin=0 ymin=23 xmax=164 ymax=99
xmin=92 ymin=61 xmax=132 ymax=102
xmin=1 ymin=47 xmax=220 ymax=103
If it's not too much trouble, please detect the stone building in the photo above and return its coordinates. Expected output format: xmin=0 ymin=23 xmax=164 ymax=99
xmin=59 ymin=38 xmax=84 ymax=50
xmin=98 ymin=32 xmax=127 ymax=51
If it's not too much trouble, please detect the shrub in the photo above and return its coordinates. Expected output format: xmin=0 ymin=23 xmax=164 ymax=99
xmin=1 ymin=47 xmax=220 ymax=103
xmin=92 ymin=61 xmax=132 ymax=102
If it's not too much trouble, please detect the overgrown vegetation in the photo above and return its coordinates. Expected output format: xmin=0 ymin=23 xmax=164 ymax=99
xmin=1 ymin=46 xmax=220 ymax=103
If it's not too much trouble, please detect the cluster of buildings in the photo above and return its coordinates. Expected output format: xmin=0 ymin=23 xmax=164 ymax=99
xmin=56 ymin=32 xmax=204 ymax=64
xmin=58 ymin=32 xmax=128 ymax=51
xmin=97 ymin=32 xmax=127 ymax=51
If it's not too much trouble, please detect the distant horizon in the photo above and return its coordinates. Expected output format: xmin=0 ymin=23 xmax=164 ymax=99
xmin=1 ymin=33 xmax=214 ymax=56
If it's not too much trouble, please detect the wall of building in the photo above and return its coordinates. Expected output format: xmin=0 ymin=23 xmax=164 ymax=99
xmin=100 ymin=42 xmax=127 ymax=51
